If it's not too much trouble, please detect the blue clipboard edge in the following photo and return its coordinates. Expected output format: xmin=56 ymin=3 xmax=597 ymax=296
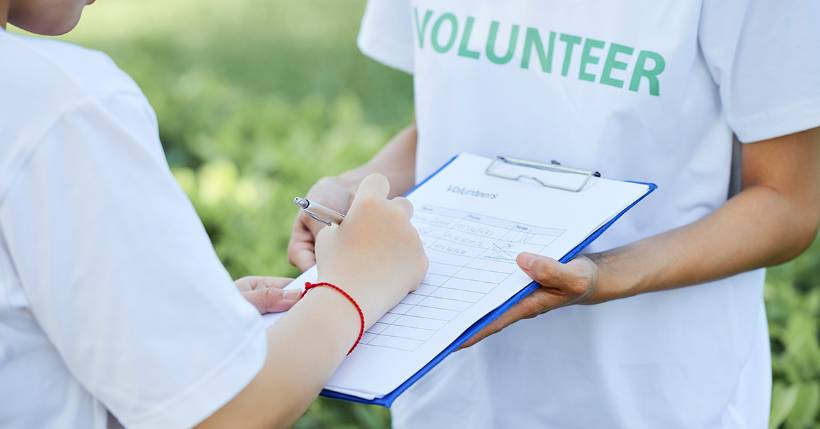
xmin=319 ymin=154 xmax=657 ymax=407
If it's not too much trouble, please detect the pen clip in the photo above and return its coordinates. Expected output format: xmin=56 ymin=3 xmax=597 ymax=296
xmin=304 ymin=210 xmax=333 ymax=226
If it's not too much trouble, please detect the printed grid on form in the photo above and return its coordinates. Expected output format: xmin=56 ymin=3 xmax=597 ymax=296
xmin=360 ymin=205 xmax=566 ymax=352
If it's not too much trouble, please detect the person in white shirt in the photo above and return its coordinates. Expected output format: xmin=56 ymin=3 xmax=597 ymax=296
xmin=289 ymin=1 xmax=820 ymax=428
xmin=0 ymin=1 xmax=428 ymax=428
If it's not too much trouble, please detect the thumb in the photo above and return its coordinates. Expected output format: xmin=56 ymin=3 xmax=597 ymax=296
xmin=516 ymin=252 xmax=572 ymax=287
xmin=242 ymin=287 xmax=301 ymax=314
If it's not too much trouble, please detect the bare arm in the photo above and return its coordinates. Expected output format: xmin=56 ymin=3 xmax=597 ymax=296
xmin=464 ymin=128 xmax=820 ymax=346
xmin=199 ymin=289 xmax=359 ymax=429
xmin=336 ymin=124 xmax=418 ymax=197
xmin=592 ymin=129 xmax=819 ymax=300
xmin=201 ymin=175 xmax=427 ymax=428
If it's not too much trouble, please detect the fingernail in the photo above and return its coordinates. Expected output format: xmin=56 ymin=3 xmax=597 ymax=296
xmin=517 ymin=253 xmax=535 ymax=270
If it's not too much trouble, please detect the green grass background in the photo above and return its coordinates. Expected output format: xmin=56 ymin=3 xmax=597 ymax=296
xmin=44 ymin=0 xmax=819 ymax=426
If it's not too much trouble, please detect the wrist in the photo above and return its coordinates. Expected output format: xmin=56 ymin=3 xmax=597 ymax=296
xmin=586 ymin=251 xmax=640 ymax=302
xmin=299 ymin=286 xmax=362 ymax=350
xmin=314 ymin=275 xmax=384 ymax=329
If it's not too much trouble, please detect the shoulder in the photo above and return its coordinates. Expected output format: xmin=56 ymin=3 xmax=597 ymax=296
xmin=0 ymin=31 xmax=145 ymax=101
xmin=357 ymin=0 xmax=415 ymax=74
xmin=0 ymin=31 xmax=159 ymax=205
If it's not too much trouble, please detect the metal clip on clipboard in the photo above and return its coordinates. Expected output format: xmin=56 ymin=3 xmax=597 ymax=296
xmin=485 ymin=155 xmax=601 ymax=192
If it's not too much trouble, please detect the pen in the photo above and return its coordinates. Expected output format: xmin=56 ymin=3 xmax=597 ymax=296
xmin=293 ymin=197 xmax=346 ymax=226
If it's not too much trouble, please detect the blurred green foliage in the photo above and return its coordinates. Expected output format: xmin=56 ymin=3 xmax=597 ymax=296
xmin=767 ymin=241 xmax=820 ymax=429
xmin=53 ymin=0 xmax=818 ymax=427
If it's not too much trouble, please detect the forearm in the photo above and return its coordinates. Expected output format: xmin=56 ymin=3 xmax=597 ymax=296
xmin=462 ymin=132 xmax=818 ymax=348
xmin=591 ymin=184 xmax=819 ymax=302
xmin=199 ymin=289 xmax=359 ymax=429
xmin=338 ymin=124 xmax=417 ymax=196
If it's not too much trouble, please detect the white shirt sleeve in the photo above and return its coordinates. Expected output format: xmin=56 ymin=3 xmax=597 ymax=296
xmin=699 ymin=0 xmax=820 ymax=142
xmin=358 ymin=0 xmax=415 ymax=74
xmin=0 ymin=95 xmax=267 ymax=428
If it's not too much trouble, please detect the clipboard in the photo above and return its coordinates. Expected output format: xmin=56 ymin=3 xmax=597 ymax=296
xmin=319 ymin=154 xmax=656 ymax=407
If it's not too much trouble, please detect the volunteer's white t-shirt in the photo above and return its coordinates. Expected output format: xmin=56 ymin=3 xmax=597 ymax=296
xmin=358 ymin=1 xmax=820 ymax=428
xmin=0 ymin=31 xmax=267 ymax=428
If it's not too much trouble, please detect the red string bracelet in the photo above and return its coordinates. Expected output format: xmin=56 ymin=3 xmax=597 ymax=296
xmin=301 ymin=282 xmax=364 ymax=355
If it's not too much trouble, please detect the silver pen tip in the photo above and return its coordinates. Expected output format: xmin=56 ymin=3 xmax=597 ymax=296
xmin=293 ymin=197 xmax=309 ymax=209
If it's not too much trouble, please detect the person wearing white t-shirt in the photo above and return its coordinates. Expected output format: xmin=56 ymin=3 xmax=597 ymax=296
xmin=0 ymin=1 xmax=429 ymax=428
xmin=289 ymin=1 xmax=820 ymax=427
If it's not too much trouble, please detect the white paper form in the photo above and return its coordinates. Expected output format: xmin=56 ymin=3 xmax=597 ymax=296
xmin=264 ymin=153 xmax=651 ymax=399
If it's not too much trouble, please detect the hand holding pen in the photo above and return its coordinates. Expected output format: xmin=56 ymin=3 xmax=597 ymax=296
xmin=288 ymin=178 xmax=357 ymax=270
xmin=292 ymin=174 xmax=428 ymax=325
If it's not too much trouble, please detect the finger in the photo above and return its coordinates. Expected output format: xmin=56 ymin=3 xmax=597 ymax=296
xmin=459 ymin=301 xmax=535 ymax=349
xmin=517 ymin=252 xmax=575 ymax=288
xmin=459 ymin=325 xmax=498 ymax=350
xmin=391 ymin=196 xmax=414 ymax=218
xmin=354 ymin=174 xmax=390 ymax=200
xmin=237 ymin=276 xmax=293 ymax=291
xmin=305 ymin=215 xmax=327 ymax=238
xmin=295 ymin=210 xmax=328 ymax=239
xmin=243 ymin=287 xmax=301 ymax=314
xmin=235 ymin=276 xmax=253 ymax=292
xmin=288 ymin=215 xmax=317 ymax=270
xmin=517 ymin=253 xmax=594 ymax=303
